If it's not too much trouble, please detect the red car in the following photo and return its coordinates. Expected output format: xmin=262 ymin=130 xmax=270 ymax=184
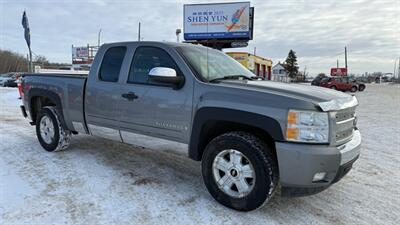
xmin=320 ymin=76 xmax=365 ymax=92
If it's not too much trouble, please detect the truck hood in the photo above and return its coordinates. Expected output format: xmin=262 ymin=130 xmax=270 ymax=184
xmin=219 ymin=80 xmax=358 ymax=111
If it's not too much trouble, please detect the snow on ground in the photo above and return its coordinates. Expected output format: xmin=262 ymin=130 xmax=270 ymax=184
xmin=0 ymin=84 xmax=399 ymax=225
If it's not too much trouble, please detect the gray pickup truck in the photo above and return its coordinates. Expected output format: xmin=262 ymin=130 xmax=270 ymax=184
xmin=20 ymin=41 xmax=361 ymax=211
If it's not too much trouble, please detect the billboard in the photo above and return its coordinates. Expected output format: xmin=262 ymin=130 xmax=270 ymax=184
xmin=331 ymin=68 xmax=348 ymax=76
xmin=184 ymin=2 xmax=251 ymax=40
xmin=72 ymin=46 xmax=89 ymax=59
xmin=72 ymin=45 xmax=98 ymax=68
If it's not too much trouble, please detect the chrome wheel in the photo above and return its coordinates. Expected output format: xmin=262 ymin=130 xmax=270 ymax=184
xmin=39 ymin=115 xmax=55 ymax=144
xmin=212 ymin=149 xmax=256 ymax=198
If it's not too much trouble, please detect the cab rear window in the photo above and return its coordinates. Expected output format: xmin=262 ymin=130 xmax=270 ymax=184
xmin=99 ymin=46 xmax=126 ymax=82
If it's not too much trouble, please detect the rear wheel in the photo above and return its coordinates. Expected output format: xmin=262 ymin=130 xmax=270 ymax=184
xmin=201 ymin=131 xmax=278 ymax=211
xmin=330 ymin=86 xmax=337 ymax=90
xmin=358 ymin=85 xmax=365 ymax=91
xmin=350 ymin=86 xmax=357 ymax=92
xmin=36 ymin=106 xmax=71 ymax=152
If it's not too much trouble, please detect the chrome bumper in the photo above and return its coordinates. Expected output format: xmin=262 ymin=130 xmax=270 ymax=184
xmin=339 ymin=129 xmax=361 ymax=165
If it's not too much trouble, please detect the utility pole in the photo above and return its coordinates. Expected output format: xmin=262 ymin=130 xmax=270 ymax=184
xmin=344 ymin=46 xmax=348 ymax=74
xmin=254 ymin=47 xmax=256 ymax=56
xmin=98 ymin=29 xmax=102 ymax=47
xmin=337 ymin=59 xmax=339 ymax=68
xmin=395 ymin=57 xmax=400 ymax=79
xmin=138 ymin=22 xmax=141 ymax=42
xmin=397 ymin=57 xmax=400 ymax=79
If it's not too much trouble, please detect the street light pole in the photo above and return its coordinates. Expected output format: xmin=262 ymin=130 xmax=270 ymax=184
xmin=175 ymin=29 xmax=181 ymax=42
xmin=138 ymin=22 xmax=141 ymax=42
xmin=98 ymin=29 xmax=102 ymax=47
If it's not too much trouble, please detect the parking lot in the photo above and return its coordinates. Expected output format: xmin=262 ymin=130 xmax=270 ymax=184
xmin=0 ymin=84 xmax=399 ymax=225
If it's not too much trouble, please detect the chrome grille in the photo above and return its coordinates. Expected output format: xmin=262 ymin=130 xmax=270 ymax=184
xmin=336 ymin=109 xmax=356 ymax=122
xmin=334 ymin=107 xmax=356 ymax=145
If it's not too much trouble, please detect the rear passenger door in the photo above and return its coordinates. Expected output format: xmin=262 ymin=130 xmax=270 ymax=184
xmin=85 ymin=46 xmax=128 ymax=141
xmin=116 ymin=45 xmax=193 ymax=143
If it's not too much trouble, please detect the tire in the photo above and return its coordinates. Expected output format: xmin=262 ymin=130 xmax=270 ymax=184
xmin=350 ymin=86 xmax=357 ymax=92
xmin=36 ymin=106 xmax=71 ymax=152
xmin=330 ymin=86 xmax=337 ymax=90
xmin=201 ymin=131 xmax=278 ymax=211
xmin=358 ymin=85 xmax=365 ymax=92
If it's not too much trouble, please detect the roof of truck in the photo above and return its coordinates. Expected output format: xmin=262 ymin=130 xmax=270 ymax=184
xmin=101 ymin=41 xmax=208 ymax=49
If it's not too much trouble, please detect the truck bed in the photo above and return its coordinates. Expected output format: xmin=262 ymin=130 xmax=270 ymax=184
xmin=23 ymin=73 xmax=87 ymax=132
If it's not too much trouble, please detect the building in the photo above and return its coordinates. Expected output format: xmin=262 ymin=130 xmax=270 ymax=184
xmin=226 ymin=52 xmax=273 ymax=80
xmin=271 ymin=62 xmax=289 ymax=82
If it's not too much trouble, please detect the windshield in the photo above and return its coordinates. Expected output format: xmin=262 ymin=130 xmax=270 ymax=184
xmin=176 ymin=45 xmax=255 ymax=82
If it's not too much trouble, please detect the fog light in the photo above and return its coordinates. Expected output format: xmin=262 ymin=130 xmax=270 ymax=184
xmin=313 ymin=172 xmax=326 ymax=182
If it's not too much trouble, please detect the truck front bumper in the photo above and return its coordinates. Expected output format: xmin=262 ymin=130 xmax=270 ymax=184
xmin=276 ymin=130 xmax=361 ymax=197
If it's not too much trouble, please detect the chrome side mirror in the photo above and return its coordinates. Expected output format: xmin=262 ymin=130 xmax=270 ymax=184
xmin=148 ymin=67 xmax=184 ymax=87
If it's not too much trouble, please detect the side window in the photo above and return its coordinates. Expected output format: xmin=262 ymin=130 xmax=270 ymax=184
xmin=99 ymin=46 xmax=126 ymax=82
xmin=128 ymin=47 xmax=180 ymax=84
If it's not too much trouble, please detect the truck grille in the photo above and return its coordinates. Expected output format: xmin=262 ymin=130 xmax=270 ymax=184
xmin=334 ymin=107 xmax=356 ymax=145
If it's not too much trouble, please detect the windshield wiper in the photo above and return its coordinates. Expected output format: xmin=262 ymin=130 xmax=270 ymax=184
xmin=209 ymin=75 xmax=256 ymax=83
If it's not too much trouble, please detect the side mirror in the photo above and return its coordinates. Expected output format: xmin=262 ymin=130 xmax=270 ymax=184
xmin=148 ymin=67 xmax=184 ymax=87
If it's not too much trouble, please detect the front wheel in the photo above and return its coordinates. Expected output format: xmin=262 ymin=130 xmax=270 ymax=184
xmin=358 ymin=85 xmax=365 ymax=91
xmin=330 ymin=85 xmax=337 ymax=90
xmin=36 ymin=106 xmax=71 ymax=152
xmin=350 ymin=86 xmax=357 ymax=92
xmin=201 ymin=131 xmax=278 ymax=211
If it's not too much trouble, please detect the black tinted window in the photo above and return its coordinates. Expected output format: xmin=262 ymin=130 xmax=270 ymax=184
xmin=99 ymin=47 xmax=126 ymax=82
xmin=128 ymin=47 xmax=179 ymax=84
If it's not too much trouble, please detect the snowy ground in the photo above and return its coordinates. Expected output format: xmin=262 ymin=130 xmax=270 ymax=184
xmin=0 ymin=84 xmax=399 ymax=225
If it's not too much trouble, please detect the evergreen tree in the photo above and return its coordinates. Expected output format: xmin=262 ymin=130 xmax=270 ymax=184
xmin=284 ymin=50 xmax=299 ymax=79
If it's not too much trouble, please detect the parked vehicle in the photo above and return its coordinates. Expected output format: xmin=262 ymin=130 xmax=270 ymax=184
xmin=311 ymin=73 xmax=326 ymax=86
xmin=19 ymin=42 xmax=361 ymax=211
xmin=3 ymin=76 xmax=18 ymax=87
xmin=0 ymin=73 xmax=15 ymax=86
xmin=350 ymin=78 xmax=366 ymax=91
xmin=320 ymin=76 xmax=361 ymax=92
xmin=3 ymin=73 xmax=22 ymax=87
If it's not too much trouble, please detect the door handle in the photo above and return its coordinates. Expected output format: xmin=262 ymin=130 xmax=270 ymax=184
xmin=121 ymin=92 xmax=138 ymax=101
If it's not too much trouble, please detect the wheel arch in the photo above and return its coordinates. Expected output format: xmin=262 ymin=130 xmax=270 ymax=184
xmin=189 ymin=107 xmax=284 ymax=161
xmin=28 ymin=88 xmax=66 ymax=128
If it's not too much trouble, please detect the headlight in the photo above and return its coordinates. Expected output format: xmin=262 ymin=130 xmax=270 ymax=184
xmin=286 ymin=110 xmax=329 ymax=143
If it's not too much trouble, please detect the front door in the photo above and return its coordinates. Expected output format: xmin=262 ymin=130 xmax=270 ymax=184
xmin=116 ymin=46 xmax=193 ymax=143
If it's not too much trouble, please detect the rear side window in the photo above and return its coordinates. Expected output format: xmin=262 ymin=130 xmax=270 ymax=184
xmin=128 ymin=47 xmax=180 ymax=85
xmin=99 ymin=46 xmax=126 ymax=82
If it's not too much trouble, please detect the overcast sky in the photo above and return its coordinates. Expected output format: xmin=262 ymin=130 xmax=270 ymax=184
xmin=1 ymin=0 xmax=399 ymax=75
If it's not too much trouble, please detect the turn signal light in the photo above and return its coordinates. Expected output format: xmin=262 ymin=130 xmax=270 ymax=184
xmin=286 ymin=128 xmax=299 ymax=139
xmin=287 ymin=111 xmax=297 ymax=125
